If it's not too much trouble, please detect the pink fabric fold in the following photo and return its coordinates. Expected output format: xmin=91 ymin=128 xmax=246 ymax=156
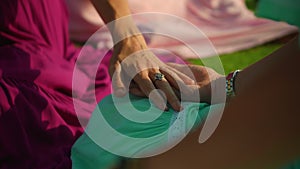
xmin=0 ymin=1 xmax=112 ymax=168
xmin=66 ymin=0 xmax=298 ymax=58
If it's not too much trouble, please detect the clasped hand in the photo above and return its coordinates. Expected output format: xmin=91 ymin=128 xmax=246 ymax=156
xmin=109 ymin=35 xmax=224 ymax=112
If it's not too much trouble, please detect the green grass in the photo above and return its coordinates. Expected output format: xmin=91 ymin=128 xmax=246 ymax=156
xmin=188 ymin=43 xmax=282 ymax=75
xmin=186 ymin=0 xmax=284 ymax=75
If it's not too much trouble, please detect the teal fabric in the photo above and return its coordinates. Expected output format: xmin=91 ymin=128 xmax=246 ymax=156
xmin=71 ymin=94 xmax=214 ymax=169
xmin=71 ymin=94 xmax=299 ymax=169
xmin=256 ymin=0 xmax=300 ymax=44
xmin=281 ymin=160 xmax=300 ymax=169
xmin=256 ymin=0 xmax=300 ymax=28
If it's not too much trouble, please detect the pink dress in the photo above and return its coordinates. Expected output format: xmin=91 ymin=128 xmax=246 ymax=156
xmin=0 ymin=0 xmax=112 ymax=168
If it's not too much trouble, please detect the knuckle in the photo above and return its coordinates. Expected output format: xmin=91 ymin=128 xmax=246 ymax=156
xmin=135 ymin=71 xmax=148 ymax=80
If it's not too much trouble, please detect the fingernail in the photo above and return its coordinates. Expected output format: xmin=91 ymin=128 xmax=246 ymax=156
xmin=159 ymin=103 xmax=168 ymax=112
xmin=172 ymin=103 xmax=182 ymax=112
xmin=187 ymin=79 xmax=195 ymax=85
xmin=176 ymin=106 xmax=183 ymax=112
xmin=179 ymin=106 xmax=183 ymax=112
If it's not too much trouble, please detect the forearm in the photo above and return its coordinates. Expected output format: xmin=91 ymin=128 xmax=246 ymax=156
xmin=234 ymin=36 xmax=300 ymax=96
xmin=231 ymin=37 xmax=300 ymax=161
xmin=90 ymin=0 xmax=131 ymax=23
xmin=209 ymin=39 xmax=300 ymax=168
xmin=140 ymin=37 xmax=300 ymax=169
xmin=90 ymin=0 xmax=144 ymax=45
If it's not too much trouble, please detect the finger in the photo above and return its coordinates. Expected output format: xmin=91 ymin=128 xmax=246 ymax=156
xmin=149 ymin=71 xmax=182 ymax=112
xmin=172 ymin=86 xmax=181 ymax=99
xmin=165 ymin=63 xmax=195 ymax=84
xmin=129 ymin=88 xmax=146 ymax=97
xmin=166 ymin=62 xmax=184 ymax=71
xmin=134 ymin=70 xmax=168 ymax=111
xmin=166 ymin=63 xmax=186 ymax=72
xmin=182 ymin=84 xmax=202 ymax=102
xmin=160 ymin=68 xmax=193 ymax=96
xmin=129 ymin=82 xmax=146 ymax=97
xmin=180 ymin=84 xmax=210 ymax=103
xmin=168 ymin=63 xmax=216 ymax=82
xmin=168 ymin=66 xmax=195 ymax=85
xmin=111 ymin=61 xmax=127 ymax=97
xmin=130 ymin=82 xmax=181 ymax=99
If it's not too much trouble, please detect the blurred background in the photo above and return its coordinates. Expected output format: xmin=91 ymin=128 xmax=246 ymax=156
xmin=189 ymin=0 xmax=299 ymax=74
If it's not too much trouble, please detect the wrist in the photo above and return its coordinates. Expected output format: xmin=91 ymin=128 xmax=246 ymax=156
xmin=108 ymin=17 xmax=142 ymax=44
xmin=113 ymin=35 xmax=148 ymax=61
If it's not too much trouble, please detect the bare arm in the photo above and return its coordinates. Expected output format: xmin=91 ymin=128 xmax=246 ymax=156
xmin=139 ymin=37 xmax=300 ymax=169
xmin=90 ymin=0 xmax=131 ymax=23
xmin=90 ymin=0 xmax=145 ymax=45
xmin=89 ymin=0 xmax=189 ymax=112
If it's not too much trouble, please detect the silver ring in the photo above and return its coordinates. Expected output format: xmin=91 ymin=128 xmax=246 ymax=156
xmin=154 ymin=73 xmax=165 ymax=82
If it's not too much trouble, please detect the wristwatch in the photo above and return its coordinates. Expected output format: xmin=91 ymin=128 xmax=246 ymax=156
xmin=226 ymin=70 xmax=240 ymax=97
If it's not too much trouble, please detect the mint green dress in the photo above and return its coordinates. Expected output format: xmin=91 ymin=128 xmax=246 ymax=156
xmin=71 ymin=94 xmax=299 ymax=169
xmin=71 ymin=94 xmax=214 ymax=169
